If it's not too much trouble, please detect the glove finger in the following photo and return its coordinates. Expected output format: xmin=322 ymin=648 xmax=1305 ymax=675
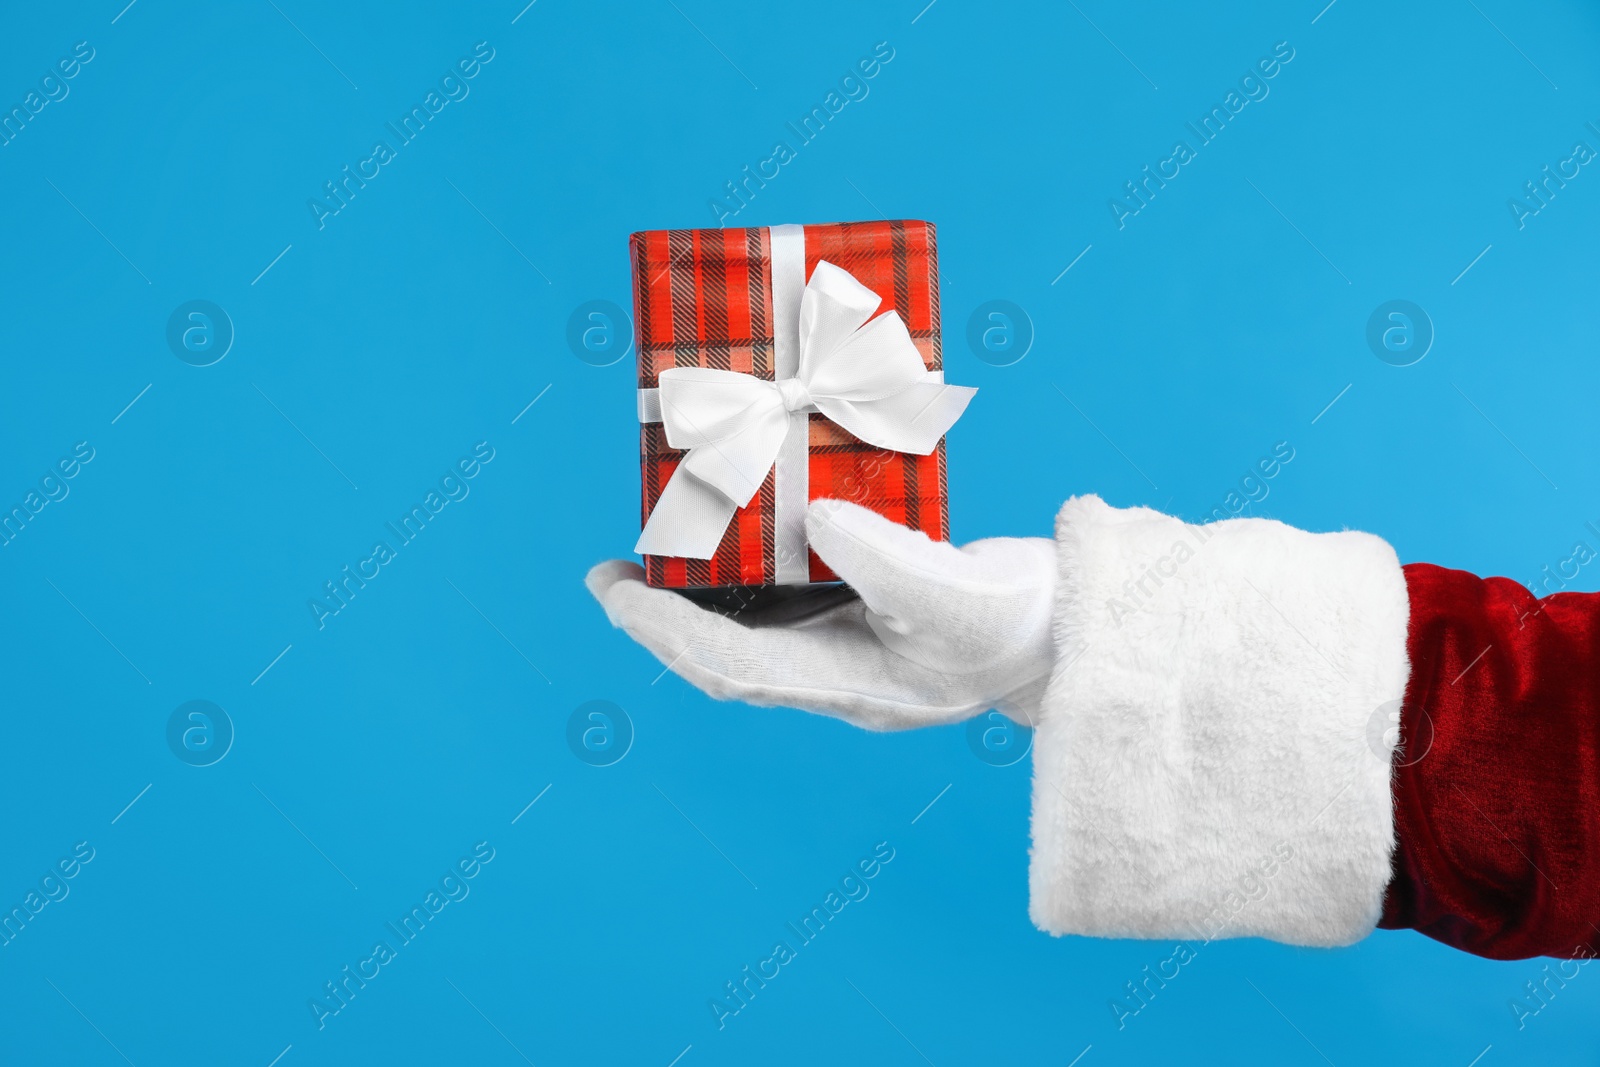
xmin=585 ymin=559 xmax=646 ymax=611
xmin=585 ymin=561 xmax=983 ymax=729
xmin=803 ymin=499 xmax=1002 ymax=626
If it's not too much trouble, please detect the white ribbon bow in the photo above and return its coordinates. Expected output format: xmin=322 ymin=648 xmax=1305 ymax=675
xmin=635 ymin=260 xmax=976 ymax=560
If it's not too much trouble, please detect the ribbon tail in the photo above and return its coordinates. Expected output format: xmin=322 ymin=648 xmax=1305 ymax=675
xmin=634 ymin=468 xmax=739 ymax=560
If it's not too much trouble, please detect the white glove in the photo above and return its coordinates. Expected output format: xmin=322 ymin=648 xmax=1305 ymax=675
xmin=586 ymin=498 xmax=1056 ymax=731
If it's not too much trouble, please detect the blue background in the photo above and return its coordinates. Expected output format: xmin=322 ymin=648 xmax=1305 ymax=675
xmin=2 ymin=0 xmax=1598 ymax=1063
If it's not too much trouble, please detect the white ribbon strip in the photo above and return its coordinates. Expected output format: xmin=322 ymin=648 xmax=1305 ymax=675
xmin=769 ymin=224 xmax=810 ymax=585
xmin=634 ymin=227 xmax=976 ymax=578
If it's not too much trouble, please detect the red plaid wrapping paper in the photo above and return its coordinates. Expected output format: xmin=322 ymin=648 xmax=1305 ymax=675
xmin=631 ymin=220 xmax=949 ymax=589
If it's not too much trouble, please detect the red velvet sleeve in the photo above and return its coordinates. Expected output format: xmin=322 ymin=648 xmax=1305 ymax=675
xmin=1380 ymin=562 xmax=1600 ymax=959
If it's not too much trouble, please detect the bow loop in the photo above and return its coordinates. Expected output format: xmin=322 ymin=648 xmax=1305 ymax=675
xmin=797 ymin=261 xmax=882 ymax=375
xmin=655 ymin=367 xmax=780 ymax=450
xmin=807 ymin=309 xmax=930 ymax=403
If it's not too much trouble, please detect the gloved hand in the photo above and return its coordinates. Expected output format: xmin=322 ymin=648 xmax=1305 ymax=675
xmin=586 ymin=498 xmax=1057 ymax=731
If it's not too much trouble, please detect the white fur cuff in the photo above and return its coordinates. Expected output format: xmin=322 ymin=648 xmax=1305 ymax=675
xmin=1028 ymin=496 xmax=1410 ymax=947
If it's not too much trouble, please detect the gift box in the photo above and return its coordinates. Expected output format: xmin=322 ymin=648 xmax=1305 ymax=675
xmin=629 ymin=220 xmax=975 ymax=589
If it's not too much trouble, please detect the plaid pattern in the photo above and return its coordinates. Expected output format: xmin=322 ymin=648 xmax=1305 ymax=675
xmin=631 ymin=220 xmax=949 ymax=589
